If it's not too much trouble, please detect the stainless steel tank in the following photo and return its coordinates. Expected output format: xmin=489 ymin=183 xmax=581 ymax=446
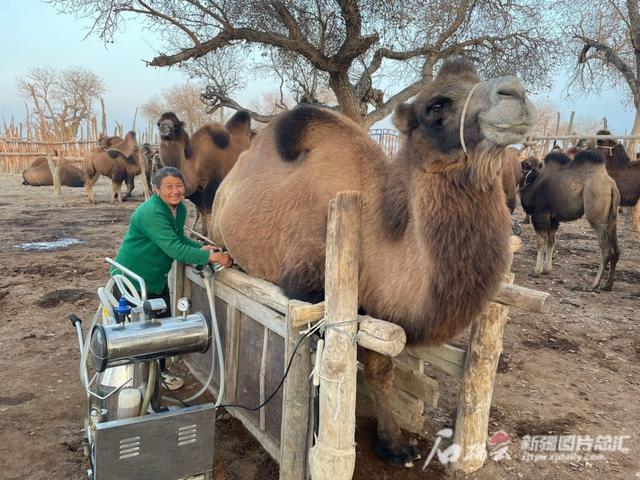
xmin=90 ymin=313 xmax=210 ymax=372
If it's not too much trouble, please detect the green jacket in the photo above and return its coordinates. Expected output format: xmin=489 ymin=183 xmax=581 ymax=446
xmin=112 ymin=194 xmax=209 ymax=295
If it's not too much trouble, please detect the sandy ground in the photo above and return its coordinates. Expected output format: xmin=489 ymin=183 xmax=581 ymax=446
xmin=0 ymin=173 xmax=638 ymax=480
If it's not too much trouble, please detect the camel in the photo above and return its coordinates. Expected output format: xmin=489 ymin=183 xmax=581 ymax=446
xmin=593 ymin=130 xmax=640 ymax=207
xmin=141 ymin=143 xmax=161 ymax=191
xmin=98 ymin=134 xmax=123 ymax=149
xmin=520 ymin=150 xmax=620 ymax=290
xmin=501 ymin=146 xmax=521 ymax=213
xmin=83 ymin=131 xmax=142 ymax=203
xmin=22 ymin=155 xmax=85 ymax=187
xmin=520 ymin=156 xmax=543 ymax=224
xmin=211 ymin=59 xmax=537 ymax=466
xmin=157 ymin=110 xmax=253 ymax=235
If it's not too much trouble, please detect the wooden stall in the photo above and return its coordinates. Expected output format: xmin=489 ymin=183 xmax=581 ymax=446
xmin=171 ymin=191 xmax=549 ymax=479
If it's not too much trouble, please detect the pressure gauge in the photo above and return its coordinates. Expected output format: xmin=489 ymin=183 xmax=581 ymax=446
xmin=177 ymin=297 xmax=190 ymax=314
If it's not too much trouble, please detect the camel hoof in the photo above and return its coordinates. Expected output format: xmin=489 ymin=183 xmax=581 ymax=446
xmin=374 ymin=437 xmax=419 ymax=468
xmin=601 ymin=284 xmax=613 ymax=292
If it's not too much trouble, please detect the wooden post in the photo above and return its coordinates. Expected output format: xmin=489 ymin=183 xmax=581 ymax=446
xmin=562 ymin=111 xmax=575 ymax=150
xmin=451 ymin=284 xmax=512 ymax=474
xmin=308 ymin=192 xmax=361 ymax=480
xmin=47 ymin=150 xmax=61 ymax=197
xmin=279 ymin=301 xmax=312 ymax=480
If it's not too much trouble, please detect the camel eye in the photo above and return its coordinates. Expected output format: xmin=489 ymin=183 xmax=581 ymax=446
xmin=431 ymin=104 xmax=442 ymax=112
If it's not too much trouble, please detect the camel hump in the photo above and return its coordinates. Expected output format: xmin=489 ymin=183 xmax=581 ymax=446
xmin=275 ymin=105 xmax=339 ymax=162
xmin=572 ymin=149 xmax=605 ymax=166
xmin=202 ymin=125 xmax=230 ymax=149
xmin=224 ymin=110 xmax=252 ymax=137
xmin=544 ymin=151 xmax=571 ymax=166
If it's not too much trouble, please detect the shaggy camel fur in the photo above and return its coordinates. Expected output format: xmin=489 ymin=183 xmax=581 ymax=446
xmin=520 ymin=150 xmax=620 ymax=290
xmin=22 ymin=155 xmax=84 ymax=187
xmin=594 ymin=130 xmax=640 ymax=207
xmin=211 ymin=59 xmax=537 ymax=466
xmin=141 ymin=143 xmax=161 ymax=191
xmin=83 ymin=131 xmax=141 ymax=203
xmin=157 ymin=111 xmax=252 ymax=235
xmin=501 ymin=147 xmax=522 ymax=212
xmin=98 ymin=134 xmax=123 ymax=149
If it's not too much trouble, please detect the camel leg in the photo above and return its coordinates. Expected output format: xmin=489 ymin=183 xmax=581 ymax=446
xmin=111 ymin=181 xmax=122 ymax=203
xmin=533 ymin=230 xmax=546 ymax=275
xmin=602 ymin=224 xmax=620 ymax=291
xmin=122 ymin=176 xmax=135 ymax=201
xmin=363 ymin=349 xmax=418 ymax=467
xmin=542 ymin=225 xmax=557 ymax=274
xmin=85 ymin=173 xmax=99 ymax=204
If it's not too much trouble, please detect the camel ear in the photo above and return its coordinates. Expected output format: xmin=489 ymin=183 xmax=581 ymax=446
xmin=392 ymin=103 xmax=418 ymax=134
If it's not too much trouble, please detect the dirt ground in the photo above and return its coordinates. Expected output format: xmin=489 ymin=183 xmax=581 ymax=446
xmin=0 ymin=173 xmax=639 ymax=480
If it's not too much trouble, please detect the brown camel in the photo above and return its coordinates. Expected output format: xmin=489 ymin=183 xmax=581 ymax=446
xmin=520 ymin=150 xmax=620 ymax=290
xmin=593 ymin=130 xmax=640 ymax=207
xmin=501 ymin=146 xmax=521 ymax=213
xmin=157 ymin=110 xmax=252 ymax=235
xmin=83 ymin=131 xmax=142 ymax=203
xmin=98 ymin=134 xmax=123 ymax=149
xmin=140 ymin=143 xmax=161 ymax=191
xmin=211 ymin=59 xmax=537 ymax=466
xmin=22 ymin=155 xmax=85 ymax=187
xmin=520 ymin=156 xmax=543 ymax=224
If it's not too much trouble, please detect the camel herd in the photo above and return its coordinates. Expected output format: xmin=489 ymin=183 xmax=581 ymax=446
xmin=20 ymin=63 xmax=640 ymax=298
xmin=18 ymin=58 xmax=640 ymax=467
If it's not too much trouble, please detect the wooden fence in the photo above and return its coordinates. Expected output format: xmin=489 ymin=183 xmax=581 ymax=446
xmin=175 ymin=191 xmax=549 ymax=479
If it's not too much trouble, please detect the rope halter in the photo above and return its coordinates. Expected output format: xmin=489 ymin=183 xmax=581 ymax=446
xmin=459 ymin=82 xmax=482 ymax=156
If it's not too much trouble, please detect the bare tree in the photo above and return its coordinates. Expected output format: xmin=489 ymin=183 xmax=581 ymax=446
xmin=51 ymin=0 xmax=558 ymax=127
xmin=141 ymin=83 xmax=217 ymax=133
xmin=562 ymin=0 xmax=640 ymax=154
xmin=16 ymin=66 xmax=105 ymax=139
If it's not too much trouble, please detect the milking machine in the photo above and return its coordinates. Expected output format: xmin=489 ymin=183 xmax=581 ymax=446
xmin=69 ymin=257 xmax=224 ymax=480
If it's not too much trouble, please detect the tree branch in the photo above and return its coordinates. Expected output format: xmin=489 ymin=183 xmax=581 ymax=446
xmin=201 ymin=87 xmax=278 ymax=124
xmin=574 ymin=34 xmax=640 ymax=100
xmin=364 ymin=80 xmax=425 ymax=128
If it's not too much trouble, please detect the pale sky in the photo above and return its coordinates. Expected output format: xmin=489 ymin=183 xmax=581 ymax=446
xmin=0 ymin=0 xmax=636 ymax=135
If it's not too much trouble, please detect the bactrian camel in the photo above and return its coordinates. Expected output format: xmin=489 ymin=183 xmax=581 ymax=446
xmin=211 ymin=59 xmax=538 ymax=466
xmin=520 ymin=150 xmax=620 ymax=290
xmin=157 ymin=111 xmax=252 ymax=236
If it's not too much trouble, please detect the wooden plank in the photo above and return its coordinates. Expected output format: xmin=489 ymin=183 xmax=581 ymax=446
xmin=309 ymin=193 xmax=360 ymax=480
xmin=259 ymin=326 xmax=269 ymax=432
xmin=494 ymin=282 xmax=550 ymax=313
xmin=182 ymin=356 xmax=281 ymax=462
xmin=356 ymin=316 xmax=406 ymax=357
xmin=215 ymin=268 xmax=290 ymax=315
xmin=223 ymin=305 xmax=242 ymax=404
xmin=213 ymin=280 xmax=286 ymax=337
xmin=289 ymin=300 xmax=324 ymax=326
xmin=279 ymin=303 xmax=312 ymax=480
xmin=406 ymin=344 xmax=466 ymax=378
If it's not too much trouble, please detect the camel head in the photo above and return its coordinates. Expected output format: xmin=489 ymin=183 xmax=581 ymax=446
xmin=157 ymin=112 xmax=184 ymax=140
xmin=521 ymin=156 xmax=542 ymax=173
xmin=393 ymin=58 xmax=537 ymax=184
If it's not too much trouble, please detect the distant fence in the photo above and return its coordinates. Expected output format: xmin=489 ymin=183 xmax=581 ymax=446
xmin=368 ymin=128 xmax=400 ymax=156
xmin=0 ymin=138 xmax=95 ymax=173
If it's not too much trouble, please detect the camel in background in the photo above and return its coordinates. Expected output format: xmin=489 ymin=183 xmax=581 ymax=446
xmin=157 ymin=111 xmax=252 ymax=235
xmin=83 ymin=131 xmax=142 ymax=203
xmin=520 ymin=150 xmax=620 ymax=290
xmin=22 ymin=154 xmax=84 ymax=187
xmin=211 ymin=59 xmax=537 ymax=466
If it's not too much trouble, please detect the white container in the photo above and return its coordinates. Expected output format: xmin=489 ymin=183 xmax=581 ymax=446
xmin=116 ymin=388 xmax=142 ymax=419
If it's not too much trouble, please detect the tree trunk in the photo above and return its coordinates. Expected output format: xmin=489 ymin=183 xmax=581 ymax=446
xmin=329 ymin=73 xmax=365 ymax=127
xmin=627 ymin=108 xmax=640 ymax=234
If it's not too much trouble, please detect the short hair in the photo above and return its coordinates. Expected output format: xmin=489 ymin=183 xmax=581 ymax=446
xmin=152 ymin=166 xmax=185 ymax=189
